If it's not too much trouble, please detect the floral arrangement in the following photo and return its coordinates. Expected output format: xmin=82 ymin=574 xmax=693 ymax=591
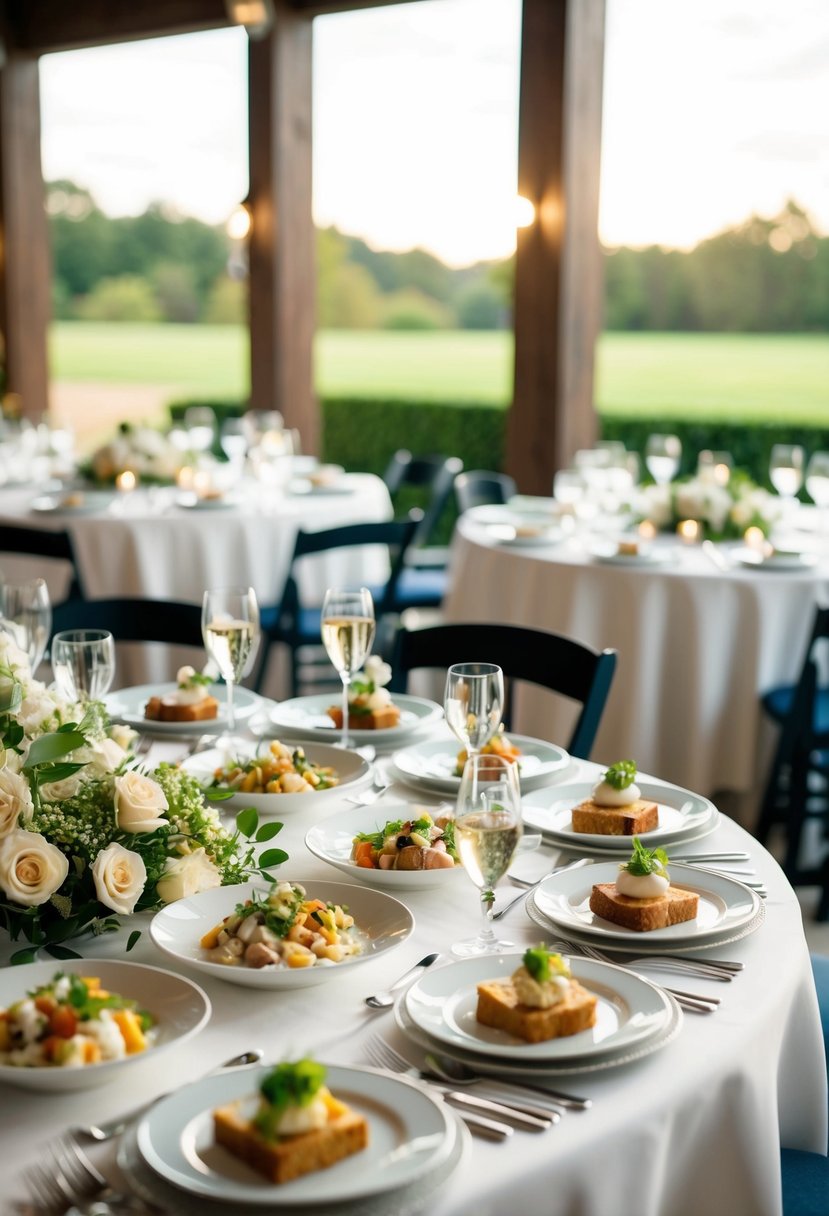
xmin=81 ymin=422 xmax=185 ymax=485
xmin=634 ymin=471 xmax=784 ymax=540
xmin=0 ymin=634 xmax=286 ymax=964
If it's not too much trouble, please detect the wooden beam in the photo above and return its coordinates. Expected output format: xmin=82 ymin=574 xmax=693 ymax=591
xmin=248 ymin=2 xmax=318 ymax=451
xmin=5 ymin=0 xmax=230 ymax=53
xmin=506 ymin=0 xmax=605 ymax=495
xmin=0 ymin=50 xmax=51 ymax=422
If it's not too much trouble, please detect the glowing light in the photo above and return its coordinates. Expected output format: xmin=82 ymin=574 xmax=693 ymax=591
xmin=226 ymin=203 xmax=251 ymax=241
xmin=744 ymin=526 xmax=766 ymax=550
xmin=177 ymin=466 xmax=195 ymax=490
xmin=677 ymin=519 xmax=700 ymax=543
xmin=515 ymin=196 xmax=536 ymax=228
xmin=116 ymin=470 xmax=136 ymax=492
xmin=638 ymin=520 xmax=657 ymax=540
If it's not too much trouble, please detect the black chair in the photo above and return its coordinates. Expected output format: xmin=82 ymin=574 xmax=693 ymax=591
xmin=382 ymin=451 xmax=463 ymax=610
xmin=389 ymin=622 xmax=617 ymax=760
xmin=50 ymin=598 xmax=203 ymax=647
xmin=253 ymin=511 xmax=423 ymax=697
xmin=0 ymin=524 xmax=85 ymax=602
xmin=455 ymin=470 xmax=517 ymax=513
xmin=756 ymin=605 xmax=829 ymax=913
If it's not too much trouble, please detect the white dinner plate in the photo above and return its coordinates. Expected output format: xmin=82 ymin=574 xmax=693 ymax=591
xmin=106 ymin=683 xmax=264 ymax=736
xmin=404 ymin=953 xmax=673 ymax=1063
xmin=135 ymin=1063 xmax=451 ymax=1205
xmin=0 ymin=960 xmax=210 ymax=1091
xmin=182 ymin=741 xmax=371 ymax=815
xmin=176 ymin=493 xmax=240 ymax=510
xmin=391 ymin=734 xmax=570 ymax=796
xmin=590 ymin=545 xmax=673 ymax=567
xmin=149 ymin=879 xmax=415 ymax=989
xmin=30 ymin=490 xmax=115 ymax=515
xmin=490 ymin=525 xmax=563 ymax=548
xmin=305 ymin=802 xmax=463 ymax=889
xmin=731 ymin=547 xmax=818 ymax=571
xmin=532 ymin=861 xmax=761 ymax=946
xmin=268 ymin=693 xmax=443 ymax=747
xmin=521 ymin=781 xmax=718 ymax=851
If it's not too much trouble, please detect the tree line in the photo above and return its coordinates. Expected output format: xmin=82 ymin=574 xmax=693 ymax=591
xmin=48 ymin=182 xmax=827 ymax=333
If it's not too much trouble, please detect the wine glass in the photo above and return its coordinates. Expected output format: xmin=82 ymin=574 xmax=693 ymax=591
xmin=645 ymin=434 xmax=681 ymax=485
xmin=185 ymin=406 xmax=217 ymax=457
xmin=201 ymin=587 xmax=260 ymax=739
xmin=220 ymin=417 xmax=248 ymax=466
xmin=51 ymin=630 xmax=115 ymax=703
xmin=321 ymin=588 xmax=376 ymax=749
xmin=444 ymin=663 xmax=504 ymax=762
xmin=806 ymin=451 xmax=829 ymax=536
xmin=0 ymin=579 xmax=51 ymax=671
xmin=770 ymin=445 xmax=804 ymax=502
xmin=453 ymin=753 xmax=523 ymax=957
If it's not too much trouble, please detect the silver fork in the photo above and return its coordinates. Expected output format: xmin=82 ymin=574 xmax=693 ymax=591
xmin=345 ymin=768 xmax=393 ymax=805
xmin=551 ymin=939 xmax=720 ymax=1013
xmin=25 ymin=1135 xmax=156 ymax=1214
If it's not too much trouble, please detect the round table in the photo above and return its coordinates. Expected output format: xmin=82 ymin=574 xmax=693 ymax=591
xmin=443 ymin=512 xmax=829 ymax=801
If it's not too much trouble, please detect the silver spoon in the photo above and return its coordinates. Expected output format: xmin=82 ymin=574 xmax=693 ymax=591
xmin=365 ymin=953 xmax=442 ymax=1008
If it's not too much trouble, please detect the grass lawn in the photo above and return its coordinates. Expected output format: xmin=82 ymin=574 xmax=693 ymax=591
xmin=50 ymin=323 xmax=829 ymax=423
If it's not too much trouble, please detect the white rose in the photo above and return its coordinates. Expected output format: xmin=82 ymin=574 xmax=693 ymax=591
xmin=39 ymin=771 xmax=84 ymax=802
xmin=156 ymin=848 xmax=221 ymax=904
xmin=16 ymin=689 xmax=60 ymax=734
xmin=88 ymin=737 xmax=128 ymax=776
xmin=0 ymin=768 xmax=34 ymax=836
xmin=91 ymin=842 xmax=147 ymax=914
xmin=108 ymin=723 xmax=136 ymax=752
xmin=364 ymin=655 xmax=392 ymax=688
xmin=0 ymin=828 xmax=68 ymax=906
xmin=115 ymin=771 xmax=169 ymax=833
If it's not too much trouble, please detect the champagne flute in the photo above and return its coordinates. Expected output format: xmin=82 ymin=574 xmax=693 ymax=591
xmin=444 ymin=662 xmax=504 ymax=762
xmin=51 ymin=629 xmax=115 ymax=703
xmin=645 ymin=434 xmax=681 ymax=485
xmin=770 ymin=445 xmax=804 ymax=502
xmin=185 ymin=406 xmax=217 ymax=457
xmin=806 ymin=451 xmax=829 ymax=538
xmin=201 ymin=587 xmax=260 ymax=739
xmin=0 ymin=579 xmax=51 ymax=671
xmin=321 ymin=588 xmax=375 ymax=750
xmin=453 ymin=753 xmax=523 ymax=957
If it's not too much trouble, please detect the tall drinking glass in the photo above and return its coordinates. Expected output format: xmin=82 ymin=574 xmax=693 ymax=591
xmin=201 ymin=587 xmax=260 ymax=738
xmin=453 ymin=753 xmax=523 ymax=956
xmin=0 ymin=579 xmax=51 ymax=670
xmin=321 ymin=588 xmax=375 ymax=750
xmin=52 ymin=630 xmax=115 ymax=702
xmin=806 ymin=451 xmax=829 ymax=537
xmin=185 ymin=406 xmax=217 ymax=457
xmin=770 ymin=445 xmax=804 ymax=501
xmin=645 ymin=434 xmax=681 ymax=485
xmin=444 ymin=663 xmax=504 ymax=761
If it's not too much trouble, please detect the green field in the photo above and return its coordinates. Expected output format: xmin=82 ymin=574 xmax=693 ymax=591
xmin=50 ymin=323 xmax=829 ymax=422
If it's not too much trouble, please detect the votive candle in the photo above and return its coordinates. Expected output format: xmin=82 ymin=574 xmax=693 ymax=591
xmin=677 ymin=519 xmax=700 ymax=543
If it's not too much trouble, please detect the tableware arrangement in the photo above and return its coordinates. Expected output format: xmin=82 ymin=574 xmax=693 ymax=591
xmin=731 ymin=546 xmax=817 ymax=571
xmin=150 ymin=879 xmax=415 ymax=989
xmin=51 ymin=627 xmax=116 ymax=701
xmin=0 ymin=577 xmax=51 ymax=669
xmin=30 ymin=489 xmax=116 ymax=515
xmin=769 ymin=443 xmax=804 ymax=502
xmin=268 ymin=691 xmax=443 ymax=747
xmin=390 ymin=733 xmax=569 ymax=796
xmin=201 ymin=585 xmax=260 ymax=739
xmin=589 ymin=543 xmax=673 ymax=568
xmin=106 ymin=681 xmax=264 ymax=735
xmin=443 ymin=661 xmax=504 ymax=759
xmin=321 ymin=586 xmax=376 ymax=750
xmin=0 ymin=960 xmax=210 ymax=1091
xmin=645 ymin=434 xmax=682 ymax=485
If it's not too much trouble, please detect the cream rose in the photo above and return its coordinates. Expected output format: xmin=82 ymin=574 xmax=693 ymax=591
xmin=88 ymin=737 xmax=128 ymax=776
xmin=156 ymin=848 xmax=221 ymax=904
xmin=0 ymin=828 xmax=69 ymax=906
xmin=0 ymin=768 xmax=34 ymax=837
xmin=91 ymin=842 xmax=147 ymax=914
xmin=114 ymin=771 xmax=169 ymax=833
xmin=39 ymin=771 xmax=84 ymax=803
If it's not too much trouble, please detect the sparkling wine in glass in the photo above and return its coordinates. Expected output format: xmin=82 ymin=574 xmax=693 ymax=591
xmin=0 ymin=578 xmax=51 ymax=670
xmin=321 ymin=588 xmax=376 ymax=749
xmin=770 ymin=445 xmax=804 ymax=501
xmin=185 ymin=406 xmax=217 ymax=457
xmin=645 ymin=434 xmax=681 ymax=485
xmin=453 ymin=753 xmax=523 ymax=957
xmin=51 ymin=629 xmax=115 ymax=703
xmin=444 ymin=663 xmax=504 ymax=760
xmin=201 ymin=587 xmax=260 ymax=738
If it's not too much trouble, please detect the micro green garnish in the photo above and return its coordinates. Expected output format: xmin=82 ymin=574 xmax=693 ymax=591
xmin=234 ymin=883 xmax=304 ymax=939
xmin=31 ymin=972 xmax=152 ymax=1025
xmin=522 ymin=947 xmax=568 ymax=984
xmin=621 ymin=837 xmax=669 ymax=877
xmin=179 ymin=671 xmax=212 ymax=688
xmin=603 ymin=760 xmax=637 ymax=790
xmin=255 ymin=1059 xmax=327 ymax=1140
xmin=440 ymin=819 xmax=458 ymax=860
xmin=354 ymin=818 xmax=405 ymax=850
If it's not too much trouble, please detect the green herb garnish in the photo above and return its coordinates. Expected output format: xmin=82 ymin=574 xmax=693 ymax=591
xmin=621 ymin=837 xmax=669 ymax=877
xmin=522 ymin=947 xmax=569 ymax=984
xmin=254 ymin=1059 xmax=327 ymax=1140
xmin=234 ymin=883 xmax=305 ymax=939
xmin=602 ymin=760 xmax=637 ymax=790
xmin=179 ymin=671 xmax=213 ymax=689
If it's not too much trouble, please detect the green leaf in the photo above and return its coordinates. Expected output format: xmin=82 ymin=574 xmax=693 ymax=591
xmin=45 ymin=943 xmax=82 ymax=960
xmin=126 ymin=930 xmax=141 ymax=953
xmin=10 ymin=946 xmax=38 ymax=965
xmin=236 ymin=807 xmax=258 ymax=838
xmin=206 ymin=788 xmax=235 ymax=801
xmin=0 ymin=682 xmax=23 ymax=714
xmin=36 ymin=761 xmax=86 ymax=785
xmin=255 ymin=821 xmax=284 ymax=842
xmin=259 ymin=848 xmax=289 ymax=870
xmin=602 ymin=760 xmax=637 ymax=790
xmin=24 ymin=730 xmax=87 ymax=771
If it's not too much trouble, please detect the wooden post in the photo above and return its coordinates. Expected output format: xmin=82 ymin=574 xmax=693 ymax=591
xmin=506 ymin=0 xmax=606 ymax=495
xmin=248 ymin=3 xmax=318 ymax=453
xmin=0 ymin=49 xmax=51 ymax=422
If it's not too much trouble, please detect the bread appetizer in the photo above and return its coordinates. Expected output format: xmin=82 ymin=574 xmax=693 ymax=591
xmin=571 ymin=760 xmax=658 ymax=836
xmin=145 ymin=666 xmax=219 ymax=723
xmin=476 ymin=946 xmax=597 ymax=1044
xmin=327 ymin=655 xmax=400 ymax=731
xmin=589 ymin=838 xmax=698 ymax=932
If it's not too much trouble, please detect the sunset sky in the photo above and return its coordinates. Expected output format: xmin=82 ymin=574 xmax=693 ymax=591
xmin=38 ymin=0 xmax=829 ymax=266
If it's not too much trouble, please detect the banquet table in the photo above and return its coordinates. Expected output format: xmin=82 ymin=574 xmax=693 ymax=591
xmin=2 ymin=731 xmax=826 ymax=1216
xmin=443 ymin=510 xmax=829 ymax=804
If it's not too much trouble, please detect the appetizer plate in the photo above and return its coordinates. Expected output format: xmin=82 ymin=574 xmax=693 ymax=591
xmin=182 ymin=741 xmax=371 ymax=814
xmin=176 ymin=493 xmax=240 ymax=511
xmin=404 ymin=953 xmax=673 ymax=1063
xmin=30 ymin=490 xmax=115 ymax=515
xmin=105 ymin=683 xmax=263 ymax=736
xmin=731 ymin=547 xmax=818 ymax=571
xmin=149 ymin=880 xmax=415 ymax=990
xmin=521 ymin=781 xmax=718 ymax=851
xmin=531 ymin=862 xmax=761 ymax=947
xmin=305 ymin=802 xmax=463 ymax=889
xmin=391 ymin=734 xmax=570 ymax=796
xmin=489 ymin=525 xmax=563 ymax=548
xmin=590 ymin=545 xmax=673 ymax=568
xmin=135 ymin=1063 xmax=452 ymax=1206
xmin=0 ymin=960 xmax=210 ymax=1091
xmin=268 ymin=693 xmax=443 ymax=748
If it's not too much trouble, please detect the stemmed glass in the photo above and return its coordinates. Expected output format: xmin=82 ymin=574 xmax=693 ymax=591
xmin=453 ymin=753 xmax=523 ymax=957
xmin=185 ymin=407 xmax=217 ymax=458
xmin=645 ymin=434 xmax=682 ymax=485
xmin=201 ymin=587 xmax=260 ymax=739
xmin=444 ymin=663 xmax=504 ymax=761
xmin=321 ymin=588 xmax=375 ymax=750
xmin=770 ymin=445 xmax=804 ymax=503
xmin=806 ymin=452 xmax=829 ymax=537
xmin=220 ymin=418 xmax=248 ymax=465
xmin=51 ymin=630 xmax=115 ymax=702
xmin=0 ymin=579 xmax=51 ymax=671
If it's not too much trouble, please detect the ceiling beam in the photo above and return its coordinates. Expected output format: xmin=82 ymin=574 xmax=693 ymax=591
xmin=4 ymin=0 xmax=231 ymax=54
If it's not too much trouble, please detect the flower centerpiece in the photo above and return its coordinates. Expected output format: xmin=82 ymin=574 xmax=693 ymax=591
xmin=81 ymin=422 xmax=185 ymax=486
xmin=0 ymin=634 xmax=286 ymax=963
xmin=634 ymin=471 xmax=784 ymax=541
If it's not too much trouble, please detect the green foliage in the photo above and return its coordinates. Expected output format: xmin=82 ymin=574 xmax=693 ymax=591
xmin=152 ymin=262 xmax=200 ymax=323
xmin=205 ymin=276 xmax=247 ymax=324
xmin=381 ymin=288 xmax=452 ymax=330
xmin=75 ymin=276 xmax=161 ymax=323
xmin=456 ymin=280 xmax=505 ymax=330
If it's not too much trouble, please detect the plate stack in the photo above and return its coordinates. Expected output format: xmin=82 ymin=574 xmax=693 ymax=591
xmin=390 ymin=735 xmax=570 ymax=796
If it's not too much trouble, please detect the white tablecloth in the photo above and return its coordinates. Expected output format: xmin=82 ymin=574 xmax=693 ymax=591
xmin=444 ymin=516 xmax=829 ymax=800
xmin=2 ymin=740 xmax=825 ymax=1216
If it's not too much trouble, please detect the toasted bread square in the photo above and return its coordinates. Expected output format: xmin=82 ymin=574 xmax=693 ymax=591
xmin=145 ymin=695 xmax=219 ymax=722
xmin=476 ymin=978 xmax=597 ymax=1044
xmin=327 ymin=705 xmax=401 ymax=731
xmin=589 ymin=882 xmax=698 ymax=932
xmin=213 ymin=1101 xmax=368 ymax=1184
xmin=571 ymin=799 xmax=659 ymax=836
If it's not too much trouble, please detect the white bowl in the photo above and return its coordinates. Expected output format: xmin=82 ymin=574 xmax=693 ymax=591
xmin=0 ymin=959 xmax=210 ymax=1091
xmin=149 ymin=879 xmax=415 ymax=989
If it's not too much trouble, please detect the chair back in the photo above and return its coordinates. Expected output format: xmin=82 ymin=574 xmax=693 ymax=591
xmin=389 ymin=622 xmax=617 ymax=759
xmin=50 ymin=598 xmax=203 ymax=648
xmin=455 ymin=470 xmax=517 ymax=513
xmin=0 ymin=524 xmax=85 ymax=601
xmin=381 ymin=450 xmax=463 ymax=547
